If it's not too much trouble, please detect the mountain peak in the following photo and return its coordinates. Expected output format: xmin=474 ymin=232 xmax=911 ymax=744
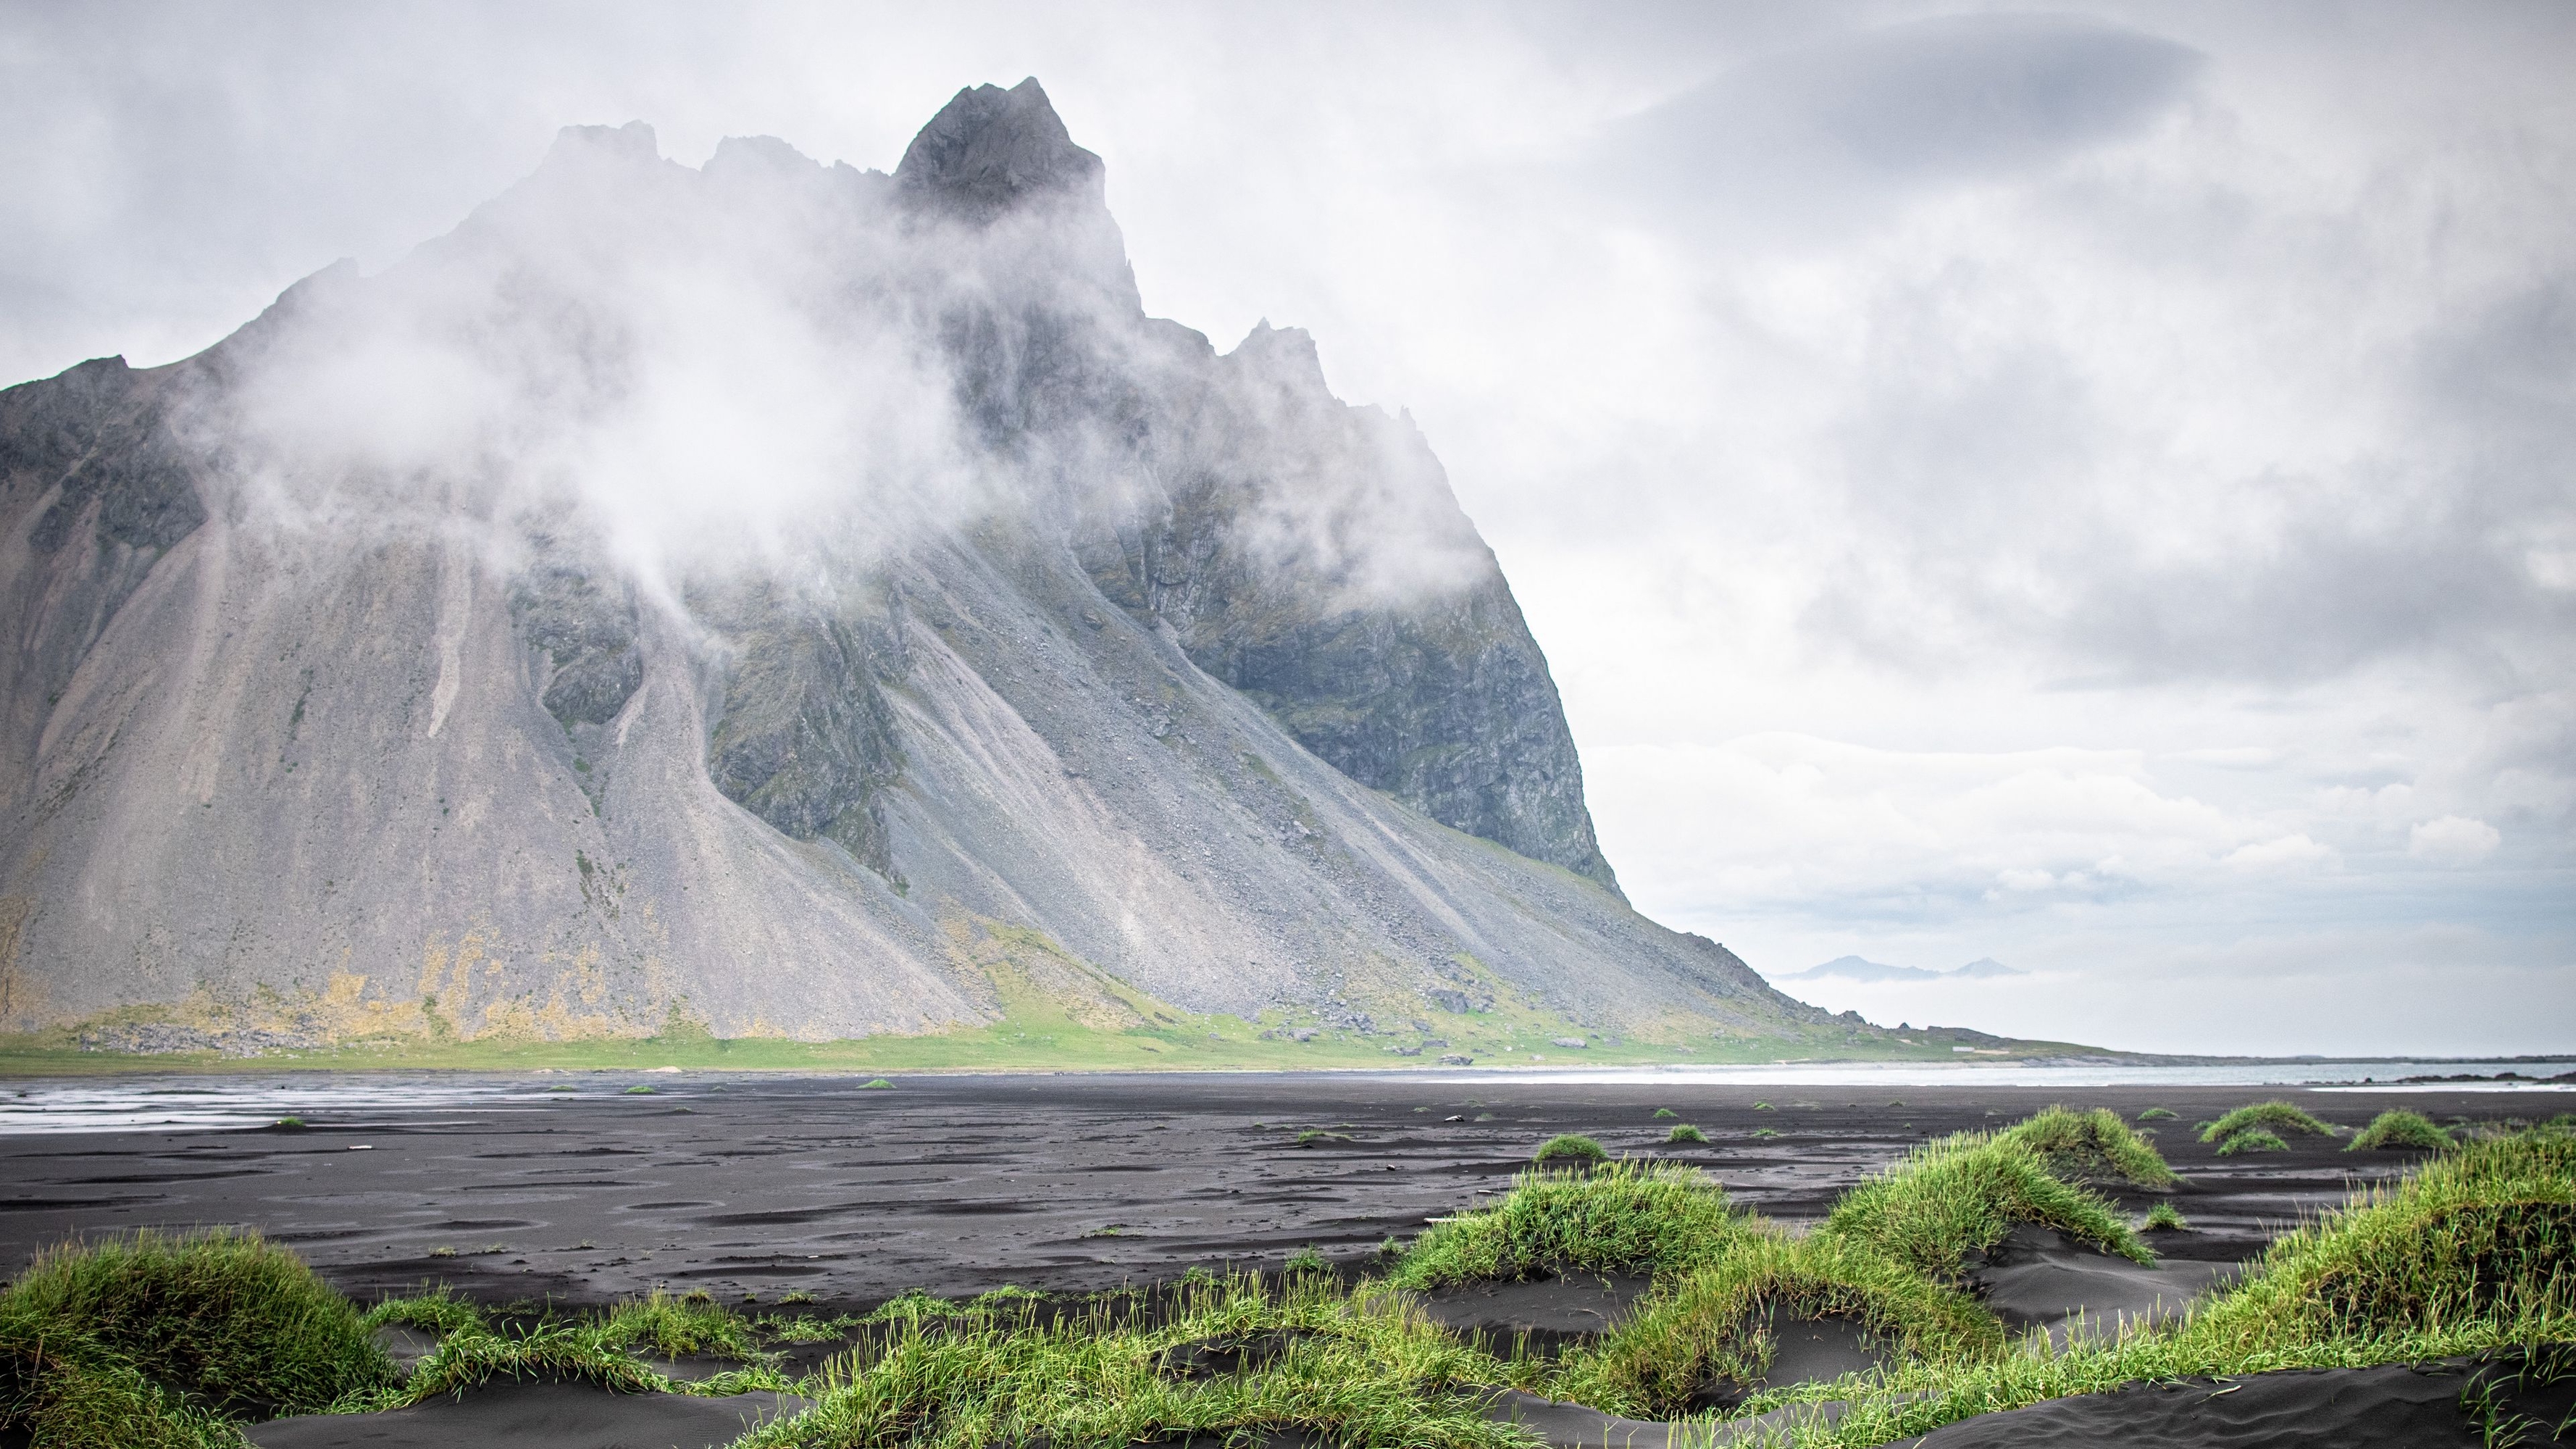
xmin=895 ymin=77 xmax=1103 ymax=222
xmin=545 ymin=120 xmax=661 ymax=168
xmin=1228 ymin=319 xmax=1330 ymax=393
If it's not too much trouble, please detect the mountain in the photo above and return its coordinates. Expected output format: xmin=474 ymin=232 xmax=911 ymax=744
xmin=0 ymin=80 xmax=1834 ymax=1054
xmin=1786 ymin=956 xmax=1946 ymax=983
xmin=1784 ymin=956 xmax=2025 ymax=983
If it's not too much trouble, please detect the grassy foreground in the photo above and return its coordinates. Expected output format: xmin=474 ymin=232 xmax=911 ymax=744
xmin=4 ymin=1112 xmax=2567 ymax=1447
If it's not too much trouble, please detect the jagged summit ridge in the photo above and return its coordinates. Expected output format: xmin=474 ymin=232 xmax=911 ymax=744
xmin=897 ymin=78 xmax=1105 ymax=221
xmin=0 ymin=79 xmax=1818 ymax=1050
xmin=549 ymin=120 xmax=663 ymax=167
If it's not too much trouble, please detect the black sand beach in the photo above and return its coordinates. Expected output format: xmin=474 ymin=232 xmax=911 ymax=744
xmin=0 ymin=1073 xmax=2530 ymax=1307
xmin=6 ymin=1072 xmax=2567 ymax=1449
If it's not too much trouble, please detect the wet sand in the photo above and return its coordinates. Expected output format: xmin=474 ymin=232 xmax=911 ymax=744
xmin=0 ymin=1073 xmax=2539 ymax=1308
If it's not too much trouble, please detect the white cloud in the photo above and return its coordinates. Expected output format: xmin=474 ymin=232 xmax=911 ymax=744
xmin=1588 ymin=733 xmax=2296 ymax=919
xmin=2222 ymin=834 xmax=2336 ymax=874
xmin=2 ymin=0 xmax=2570 ymax=1053
xmin=2410 ymin=815 xmax=2502 ymax=867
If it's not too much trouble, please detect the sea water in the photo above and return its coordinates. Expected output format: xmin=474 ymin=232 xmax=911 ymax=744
xmin=1431 ymin=1060 xmax=2576 ymax=1090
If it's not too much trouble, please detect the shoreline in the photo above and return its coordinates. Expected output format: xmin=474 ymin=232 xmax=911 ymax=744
xmin=5 ymin=1046 xmax=2571 ymax=1084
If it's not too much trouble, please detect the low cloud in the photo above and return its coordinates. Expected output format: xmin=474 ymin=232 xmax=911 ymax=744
xmin=1591 ymin=12 xmax=2204 ymax=248
xmin=2222 ymin=834 xmax=2336 ymax=874
xmin=2411 ymin=815 xmax=2502 ymax=867
xmin=1586 ymin=733 xmax=2289 ymax=922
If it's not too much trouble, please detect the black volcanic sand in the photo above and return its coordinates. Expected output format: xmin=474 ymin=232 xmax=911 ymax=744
xmin=1904 ymin=1355 xmax=2576 ymax=1448
xmin=246 ymin=1379 xmax=808 ymax=1449
xmin=3 ymin=1073 xmax=2565 ymax=1447
xmin=1969 ymin=1224 xmax=2245 ymax=1347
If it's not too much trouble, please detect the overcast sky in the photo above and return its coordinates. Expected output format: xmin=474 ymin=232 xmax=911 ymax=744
xmin=5 ymin=1 xmax=2569 ymax=1055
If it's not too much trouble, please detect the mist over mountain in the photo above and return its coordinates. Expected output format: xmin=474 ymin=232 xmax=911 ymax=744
xmin=0 ymin=80 xmax=1826 ymax=1051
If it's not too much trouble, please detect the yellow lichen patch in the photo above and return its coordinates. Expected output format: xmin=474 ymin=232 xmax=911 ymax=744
xmin=942 ymin=915 xmax=1156 ymax=1031
xmin=301 ymin=969 xmax=427 ymax=1040
xmin=561 ymin=944 xmax=610 ymax=1008
xmin=470 ymin=991 xmax=641 ymax=1043
xmin=0 ymin=894 xmax=43 ymax=1029
xmin=414 ymin=926 xmax=513 ymax=1037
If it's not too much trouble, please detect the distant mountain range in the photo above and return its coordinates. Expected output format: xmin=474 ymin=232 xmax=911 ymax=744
xmin=1782 ymin=956 xmax=2025 ymax=984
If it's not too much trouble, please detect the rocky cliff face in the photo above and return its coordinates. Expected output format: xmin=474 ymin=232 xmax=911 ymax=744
xmin=0 ymin=79 xmax=1822 ymax=1047
xmin=1076 ymin=320 xmax=1618 ymax=893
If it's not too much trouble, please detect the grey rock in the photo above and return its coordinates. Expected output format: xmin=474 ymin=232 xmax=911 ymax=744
xmin=896 ymin=78 xmax=1103 ymax=223
xmin=509 ymin=540 xmax=644 ymax=732
xmin=700 ymin=584 xmax=906 ymax=880
xmin=1079 ymin=322 xmax=1621 ymax=894
xmin=9 ymin=356 xmax=206 ymax=556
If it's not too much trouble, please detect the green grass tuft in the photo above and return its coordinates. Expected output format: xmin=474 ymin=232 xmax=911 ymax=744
xmin=860 ymin=1078 xmax=895 ymax=1090
xmin=1789 ymin=1130 xmax=2576 ymax=1445
xmin=0 ymin=1227 xmax=394 ymax=1441
xmin=1652 ymin=1108 xmax=1678 ymax=1119
xmin=602 ymin=1289 xmax=763 ymax=1361
xmin=622 ymin=1084 xmax=656 ymax=1095
xmin=361 ymin=1287 xmax=483 ymax=1337
xmin=0 ymin=1337 xmax=232 ymax=1449
xmin=1531 ymin=1133 xmax=1607 ymax=1166
xmin=390 ymin=1319 xmax=672 ymax=1408
xmin=2187 ymin=1130 xmax=2576 ymax=1349
xmin=1998 ymin=1106 xmax=2178 ymax=1187
xmin=1389 ymin=1161 xmax=1746 ymax=1289
xmin=1820 ymin=1131 xmax=2153 ymax=1279
xmin=2217 ymin=1129 xmax=2290 ymax=1156
xmin=1667 ymin=1124 xmax=1708 ymax=1144
xmin=2200 ymin=1100 xmax=2335 ymax=1144
xmin=1559 ymin=1230 xmax=2005 ymax=1416
xmin=2143 ymin=1201 xmax=2188 ymax=1232
xmin=2347 ymin=1109 xmax=2454 ymax=1152
xmin=740 ymin=1270 xmax=1522 ymax=1449
xmin=2136 ymin=1107 xmax=2176 ymax=1122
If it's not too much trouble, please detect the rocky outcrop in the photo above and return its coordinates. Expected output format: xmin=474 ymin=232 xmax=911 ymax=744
xmin=1077 ymin=322 xmax=1618 ymax=893
xmin=0 ymin=78 xmax=1823 ymax=1047
xmin=509 ymin=538 xmax=644 ymax=733
xmin=0 ymin=356 xmax=208 ymax=798
xmin=897 ymin=78 xmax=1105 ymax=222
xmin=701 ymin=584 xmax=908 ymax=881
xmin=9 ymin=356 xmax=206 ymax=556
